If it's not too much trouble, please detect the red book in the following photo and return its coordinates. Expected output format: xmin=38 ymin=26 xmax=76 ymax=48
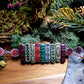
xmin=35 ymin=43 xmax=41 ymax=62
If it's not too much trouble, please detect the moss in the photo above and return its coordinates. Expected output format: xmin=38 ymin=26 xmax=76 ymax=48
xmin=54 ymin=30 xmax=79 ymax=49
xmin=11 ymin=34 xmax=21 ymax=48
xmin=11 ymin=21 xmax=79 ymax=49
xmin=32 ymin=24 xmax=79 ymax=49
xmin=20 ymin=34 xmax=40 ymax=44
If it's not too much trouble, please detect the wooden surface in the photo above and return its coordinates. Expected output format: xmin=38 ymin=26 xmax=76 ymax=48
xmin=0 ymin=53 xmax=68 ymax=84
xmin=10 ymin=73 xmax=65 ymax=84
xmin=0 ymin=43 xmax=68 ymax=84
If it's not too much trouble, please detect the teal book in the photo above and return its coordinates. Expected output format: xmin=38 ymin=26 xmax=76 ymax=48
xmin=40 ymin=44 xmax=45 ymax=64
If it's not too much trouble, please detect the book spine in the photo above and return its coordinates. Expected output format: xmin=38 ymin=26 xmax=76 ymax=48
xmin=55 ymin=43 xmax=61 ymax=62
xmin=45 ymin=42 xmax=50 ymax=63
xmin=25 ymin=43 xmax=30 ymax=63
xmin=35 ymin=43 xmax=41 ymax=63
xmin=61 ymin=44 xmax=66 ymax=63
xmin=30 ymin=44 xmax=35 ymax=63
xmin=40 ymin=44 xmax=46 ymax=64
xmin=20 ymin=44 xmax=26 ymax=64
xmin=50 ymin=44 xmax=56 ymax=64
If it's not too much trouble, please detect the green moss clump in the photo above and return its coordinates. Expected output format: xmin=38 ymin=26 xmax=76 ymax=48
xmin=11 ymin=22 xmax=79 ymax=49
xmin=54 ymin=30 xmax=79 ymax=49
xmin=11 ymin=34 xmax=21 ymax=48
xmin=20 ymin=34 xmax=40 ymax=44
xmin=32 ymin=23 xmax=79 ymax=49
xmin=32 ymin=24 xmax=56 ymax=42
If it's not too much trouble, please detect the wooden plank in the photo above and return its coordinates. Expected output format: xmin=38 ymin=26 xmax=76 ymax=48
xmin=0 ymin=54 xmax=68 ymax=83
xmin=9 ymin=73 xmax=65 ymax=84
xmin=0 ymin=42 xmax=68 ymax=83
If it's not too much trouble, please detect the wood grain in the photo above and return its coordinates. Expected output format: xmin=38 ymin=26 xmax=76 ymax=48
xmin=10 ymin=73 xmax=65 ymax=84
xmin=0 ymin=44 xmax=68 ymax=84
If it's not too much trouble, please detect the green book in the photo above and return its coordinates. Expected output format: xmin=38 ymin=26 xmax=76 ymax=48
xmin=40 ymin=44 xmax=45 ymax=64
xmin=25 ymin=43 xmax=30 ymax=63
xmin=50 ymin=44 xmax=56 ymax=64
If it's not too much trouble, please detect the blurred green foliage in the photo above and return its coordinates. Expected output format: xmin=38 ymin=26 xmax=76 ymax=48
xmin=51 ymin=0 xmax=84 ymax=13
xmin=1 ymin=0 xmax=84 ymax=48
xmin=12 ymin=25 xmax=79 ymax=49
xmin=32 ymin=23 xmax=79 ymax=49
xmin=20 ymin=34 xmax=40 ymax=44
xmin=50 ymin=0 xmax=84 ymax=47
xmin=0 ymin=0 xmax=55 ymax=35
xmin=11 ymin=34 xmax=21 ymax=48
